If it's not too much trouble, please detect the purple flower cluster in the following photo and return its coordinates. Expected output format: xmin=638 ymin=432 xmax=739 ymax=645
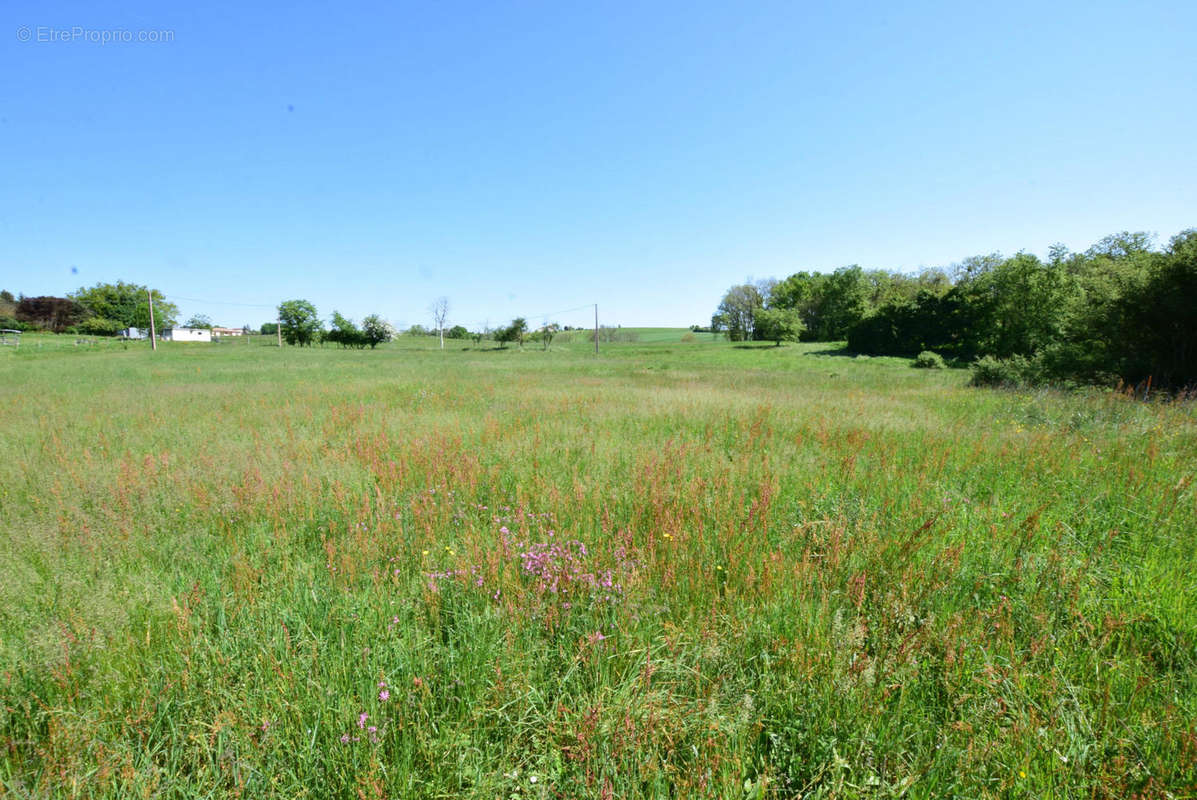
xmin=517 ymin=536 xmax=623 ymax=603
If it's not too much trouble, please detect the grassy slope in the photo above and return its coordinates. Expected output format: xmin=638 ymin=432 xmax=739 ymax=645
xmin=1 ymin=333 xmax=1195 ymax=798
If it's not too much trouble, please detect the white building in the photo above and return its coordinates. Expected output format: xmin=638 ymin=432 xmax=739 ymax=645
xmin=162 ymin=327 xmax=212 ymax=343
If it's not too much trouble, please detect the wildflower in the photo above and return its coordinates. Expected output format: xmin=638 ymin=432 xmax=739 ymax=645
xmin=379 ymin=689 xmax=390 ymax=702
xmin=340 ymin=733 xmax=350 ymax=744
xmin=422 ymin=549 xmax=429 ymax=555
xmin=358 ymin=712 xmax=368 ymax=729
xmin=1019 ymin=770 xmax=1026 ymax=778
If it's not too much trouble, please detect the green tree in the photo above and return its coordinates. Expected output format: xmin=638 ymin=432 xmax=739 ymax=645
xmin=770 ymin=272 xmax=828 ymax=339
xmin=753 ymin=307 xmax=803 ymax=346
xmin=70 ymin=282 xmax=177 ymax=330
xmin=326 ymin=311 xmax=364 ymax=348
xmin=539 ymin=322 xmax=560 ymax=350
xmin=184 ymin=314 xmax=213 ymax=329
xmin=712 ymin=284 xmax=763 ymax=341
xmin=277 ymin=300 xmax=322 ymax=346
xmin=508 ymin=317 xmax=528 ymax=348
xmin=496 ymin=317 xmax=528 ymax=348
xmin=77 ymin=316 xmax=123 ymax=336
xmin=260 ymin=322 xmax=279 ymax=335
xmin=361 ymin=315 xmax=394 ymax=349
xmin=815 ymin=266 xmax=871 ymax=341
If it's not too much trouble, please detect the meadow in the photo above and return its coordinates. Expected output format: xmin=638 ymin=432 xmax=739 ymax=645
xmin=1 ymin=331 xmax=1194 ymax=798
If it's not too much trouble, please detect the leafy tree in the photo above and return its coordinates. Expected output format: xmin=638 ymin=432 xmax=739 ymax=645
xmin=260 ymin=322 xmax=279 ymax=335
xmin=446 ymin=325 xmax=469 ymax=339
xmin=816 ymin=266 xmax=871 ymax=341
xmin=184 ymin=314 xmax=213 ymax=329
xmin=361 ymin=315 xmax=394 ymax=349
xmin=509 ymin=317 xmax=528 ymax=348
xmin=539 ymin=322 xmax=560 ymax=350
xmin=1085 ymin=231 xmax=1156 ymax=260
xmin=753 ymin=307 xmax=803 ymax=346
xmin=77 ymin=317 xmax=123 ymax=336
xmin=770 ymin=271 xmax=828 ymax=339
xmin=0 ymin=290 xmax=13 ymax=304
xmin=495 ymin=318 xmax=528 ymax=348
xmin=16 ymin=296 xmax=86 ymax=332
xmin=326 ymin=311 xmax=365 ymax=348
xmin=952 ymin=253 xmax=1080 ymax=359
xmin=1103 ymin=230 xmax=1197 ymax=387
xmin=277 ymin=300 xmax=322 ymax=346
xmin=712 ymin=284 xmax=763 ymax=341
xmin=69 ymin=282 xmax=177 ymax=329
xmin=407 ymin=324 xmax=429 ymax=337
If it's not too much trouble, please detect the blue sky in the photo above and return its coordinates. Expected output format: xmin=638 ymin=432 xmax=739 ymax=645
xmin=2 ymin=0 xmax=1195 ymax=329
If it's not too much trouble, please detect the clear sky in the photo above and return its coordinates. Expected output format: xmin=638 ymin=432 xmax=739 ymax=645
xmin=2 ymin=0 xmax=1195 ymax=330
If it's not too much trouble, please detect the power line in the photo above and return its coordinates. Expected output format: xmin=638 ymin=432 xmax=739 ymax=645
xmin=168 ymin=294 xmax=277 ymax=308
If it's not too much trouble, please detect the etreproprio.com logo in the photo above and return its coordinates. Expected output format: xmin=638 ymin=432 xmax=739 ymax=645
xmin=16 ymin=26 xmax=175 ymax=44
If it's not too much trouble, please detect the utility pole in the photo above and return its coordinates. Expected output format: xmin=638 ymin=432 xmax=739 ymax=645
xmin=594 ymin=304 xmax=599 ymax=356
xmin=277 ymin=316 xmax=282 ymax=347
xmin=147 ymin=289 xmax=157 ymax=351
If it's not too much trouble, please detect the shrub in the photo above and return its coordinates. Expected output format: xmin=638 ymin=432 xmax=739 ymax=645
xmin=969 ymin=355 xmax=1042 ymax=388
xmin=913 ymin=350 xmax=946 ymax=369
xmin=0 ymin=316 xmax=32 ymax=331
xmin=77 ymin=316 xmax=123 ymax=336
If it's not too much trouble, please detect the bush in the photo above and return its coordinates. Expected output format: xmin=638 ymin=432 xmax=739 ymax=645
xmin=77 ymin=317 xmax=123 ymax=336
xmin=913 ymin=350 xmax=946 ymax=369
xmin=969 ymin=355 xmax=1042 ymax=388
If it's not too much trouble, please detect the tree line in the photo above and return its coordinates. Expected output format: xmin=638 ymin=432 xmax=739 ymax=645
xmin=275 ymin=303 xmax=568 ymax=351
xmin=0 ymin=282 xmax=180 ymax=335
xmin=713 ymin=228 xmax=1197 ymax=389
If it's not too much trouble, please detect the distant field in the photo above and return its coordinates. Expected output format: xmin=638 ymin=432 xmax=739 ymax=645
xmin=1 ymin=335 xmax=1194 ymax=797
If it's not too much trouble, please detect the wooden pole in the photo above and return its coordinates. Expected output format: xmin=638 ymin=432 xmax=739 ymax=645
xmin=147 ymin=289 xmax=157 ymax=351
xmin=594 ymin=304 xmax=599 ymax=356
xmin=277 ymin=317 xmax=282 ymax=347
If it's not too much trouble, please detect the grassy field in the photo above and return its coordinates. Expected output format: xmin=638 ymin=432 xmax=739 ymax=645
xmin=1 ymin=332 xmax=1195 ymax=798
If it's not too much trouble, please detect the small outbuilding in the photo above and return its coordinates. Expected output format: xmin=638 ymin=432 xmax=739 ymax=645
xmin=161 ymin=327 xmax=212 ymax=343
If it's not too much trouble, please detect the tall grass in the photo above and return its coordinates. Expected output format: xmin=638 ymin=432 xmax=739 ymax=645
xmin=1 ymin=336 xmax=1194 ymax=797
